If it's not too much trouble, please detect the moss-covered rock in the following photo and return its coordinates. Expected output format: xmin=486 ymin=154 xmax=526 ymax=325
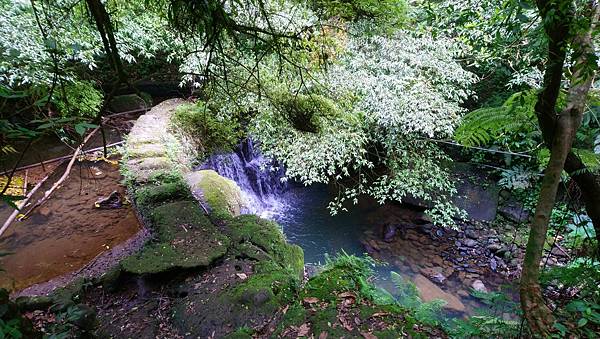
xmin=273 ymin=256 xmax=442 ymax=338
xmin=228 ymin=215 xmax=304 ymax=279
xmin=134 ymin=180 xmax=190 ymax=208
xmin=186 ymin=170 xmax=246 ymax=219
xmin=121 ymin=201 xmax=229 ymax=274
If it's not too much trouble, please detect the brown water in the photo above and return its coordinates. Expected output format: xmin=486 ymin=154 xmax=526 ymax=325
xmin=0 ymin=158 xmax=141 ymax=291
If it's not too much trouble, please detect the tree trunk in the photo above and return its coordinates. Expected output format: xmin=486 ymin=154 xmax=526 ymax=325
xmin=85 ymin=0 xmax=128 ymax=84
xmin=533 ymin=0 xmax=600 ymax=251
xmin=522 ymin=1 xmax=599 ymax=335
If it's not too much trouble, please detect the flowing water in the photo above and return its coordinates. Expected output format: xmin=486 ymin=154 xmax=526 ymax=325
xmin=202 ymin=140 xmax=518 ymax=317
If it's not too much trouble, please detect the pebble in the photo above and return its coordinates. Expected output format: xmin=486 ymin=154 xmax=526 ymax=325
xmin=471 ymin=280 xmax=488 ymax=293
xmin=464 ymin=239 xmax=477 ymax=248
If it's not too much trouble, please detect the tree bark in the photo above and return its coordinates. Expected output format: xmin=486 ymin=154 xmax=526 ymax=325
xmin=533 ymin=0 xmax=600 ymax=250
xmin=522 ymin=1 xmax=599 ymax=335
xmin=85 ymin=0 xmax=128 ymax=84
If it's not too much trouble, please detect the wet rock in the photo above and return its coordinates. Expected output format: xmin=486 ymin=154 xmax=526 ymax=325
xmin=471 ymin=280 xmax=488 ymax=293
xmin=464 ymin=239 xmax=477 ymax=248
xmin=94 ymin=191 xmax=123 ymax=209
xmin=420 ymin=267 xmax=446 ymax=285
xmin=108 ymin=94 xmax=148 ymax=113
xmin=486 ymin=243 xmax=503 ymax=252
xmin=465 ymin=229 xmax=478 ymax=240
xmin=498 ymin=200 xmax=530 ymax=223
xmin=413 ymin=274 xmax=465 ymax=312
xmin=382 ymin=223 xmax=397 ymax=242
xmin=457 ymin=289 xmax=470 ymax=298
xmin=452 ymin=163 xmax=499 ymax=222
xmin=489 ymin=258 xmax=498 ymax=271
xmin=550 ymin=247 xmax=568 ymax=257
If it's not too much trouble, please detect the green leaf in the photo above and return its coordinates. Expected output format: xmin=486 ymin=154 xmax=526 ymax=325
xmin=578 ymin=317 xmax=588 ymax=327
xmin=1 ymin=194 xmax=25 ymax=210
xmin=553 ymin=322 xmax=567 ymax=336
xmin=74 ymin=122 xmax=98 ymax=135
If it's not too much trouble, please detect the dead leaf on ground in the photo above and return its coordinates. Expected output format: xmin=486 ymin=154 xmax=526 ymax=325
xmin=318 ymin=331 xmax=328 ymax=339
xmin=338 ymin=316 xmax=353 ymax=331
xmin=303 ymin=297 xmax=320 ymax=304
xmin=369 ymin=312 xmax=389 ymax=318
xmin=297 ymin=323 xmax=311 ymax=337
xmin=361 ymin=332 xmax=377 ymax=339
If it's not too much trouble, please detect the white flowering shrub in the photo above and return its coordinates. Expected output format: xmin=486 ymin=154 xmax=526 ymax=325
xmin=185 ymin=13 xmax=476 ymax=226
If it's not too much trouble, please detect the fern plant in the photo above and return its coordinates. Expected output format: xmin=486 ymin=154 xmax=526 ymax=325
xmin=454 ymin=90 xmax=540 ymax=148
xmin=390 ymin=272 xmax=445 ymax=326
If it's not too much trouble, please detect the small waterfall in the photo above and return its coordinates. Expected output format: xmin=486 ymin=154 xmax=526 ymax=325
xmin=199 ymin=139 xmax=288 ymax=218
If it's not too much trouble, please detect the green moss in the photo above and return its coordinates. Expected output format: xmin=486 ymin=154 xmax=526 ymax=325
xmin=134 ymin=181 xmax=189 ymax=207
xmin=229 ymin=270 xmax=299 ymax=310
xmin=228 ymin=215 xmax=304 ymax=278
xmin=224 ymin=327 xmax=254 ymax=339
xmin=186 ymin=170 xmax=245 ymax=220
xmin=48 ymin=278 xmax=87 ymax=310
xmin=121 ymin=201 xmax=229 ymax=274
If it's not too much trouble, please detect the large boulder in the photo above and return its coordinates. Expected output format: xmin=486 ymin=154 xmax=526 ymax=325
xmin=121 ymin=201 xmax=229 ymax=274
xmin=451 ymin=163 xmax=499 ymax=222
xmin=186 ymin=170 xmax=246 ymax=219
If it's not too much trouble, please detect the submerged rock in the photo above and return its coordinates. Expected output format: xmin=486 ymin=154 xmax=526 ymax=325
xmin=94 ymin=191 xmax=123 ymax=209
xmin=413 ymin=274 xmax=466 ymax=312
xmin=382 ymin=223 xmax=397 ymax=242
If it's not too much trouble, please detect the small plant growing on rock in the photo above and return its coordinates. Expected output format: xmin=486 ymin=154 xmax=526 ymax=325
xmin=172 ymin=101 xmax=241 ymax=156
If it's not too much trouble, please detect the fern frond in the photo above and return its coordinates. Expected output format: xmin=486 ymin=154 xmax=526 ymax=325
xmin=455 ymin=90 xmax=538 ymax=147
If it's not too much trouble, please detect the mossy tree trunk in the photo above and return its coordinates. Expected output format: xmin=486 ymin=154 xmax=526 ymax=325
xmin=522 ymin=0 xmax=599 ymax=335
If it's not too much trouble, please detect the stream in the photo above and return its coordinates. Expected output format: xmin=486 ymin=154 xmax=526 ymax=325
xmin=202 ymin=140 xmax=518 ymax=318
xmin=0 ymin=158 xmax=142 ymax=291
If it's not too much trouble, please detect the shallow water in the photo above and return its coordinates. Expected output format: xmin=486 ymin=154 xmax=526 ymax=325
xmin=270 ymin=184 xmax=517 ymax=317
xmin=0 ymin=159 xmax=141 ymax=291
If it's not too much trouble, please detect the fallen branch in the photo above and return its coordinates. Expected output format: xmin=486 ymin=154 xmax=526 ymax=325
xmin=0 ymin=172 xmax=52 ymax=237
xmin=0 ymin=141 xmax=125 ymax=176
xmin=20 ymin=127 xmax=100 ymax=219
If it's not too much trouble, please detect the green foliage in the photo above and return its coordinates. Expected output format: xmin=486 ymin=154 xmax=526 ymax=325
xmin=446 ymin=290 xmax=520 ymax=338
xmin=0 ymin=318 xmax=22 ymax=339
xmin=538 ymin=148 xmax=600 ymax=173
xmin=54 ymin=81 xmax=103 ymax=118
xmin=542 ymin=259 xmax=600 ymax=337
xmin=172 ymin=102 xmax=241 ymax=156
xmin=498 ymin=165 xmax=537 ymax=190
xmin=271 ymin=91 xmax=339 ymax=133
xmin=389 ymin=272 xmax=445 ymax=326
xmin=455 ymin=90 xmax=539 ymax=148
xmin=564 ymin=214 xmax=597 ymax=250
xmin=308 ymin=0 xmax=409 ymax=28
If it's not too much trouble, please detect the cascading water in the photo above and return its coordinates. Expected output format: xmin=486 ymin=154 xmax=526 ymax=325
xmin=199 ymin=139 xmax=288 ymax=218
